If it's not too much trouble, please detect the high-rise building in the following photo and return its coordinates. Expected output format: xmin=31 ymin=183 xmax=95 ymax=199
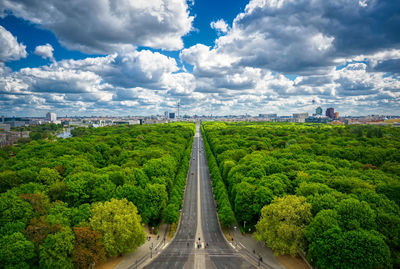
xmin=46 ymin=112 xmax=57 ymax=122
xmin=335 ymin=112 xmax=339 ymax=119
xmin=326 ymin=108 xmax=335 ymax=119
xmin=169 ymin=112 xmax=175 ymax=119
xmin=316 ymin=107 xmax=323 ymax=115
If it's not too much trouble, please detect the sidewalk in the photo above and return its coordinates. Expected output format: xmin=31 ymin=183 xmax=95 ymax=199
xmin=114 ymin=223 xmax=172 ymax=269
xmin=228 ymin=226 xmax=286 ymax=269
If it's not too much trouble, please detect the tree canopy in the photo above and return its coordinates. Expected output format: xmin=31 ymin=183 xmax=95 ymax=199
xmin=202 ymin=121 xmax=400 ymax=268
xmin=0 ymin=122 xmax=195 ymax=267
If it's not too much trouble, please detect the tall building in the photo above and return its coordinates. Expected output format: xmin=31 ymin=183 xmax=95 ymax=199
xmin=46 ymin=112 xmax=57 ymax=122
xmin=335 ymin=112 xmax=339 ymax=119
xmin=326 ymin=108 xmax=335 ymax=119
xmin=316 ymin=107 xmax=323 ymax=115
xmin=169 ymin=112 xmax=175 ymax=119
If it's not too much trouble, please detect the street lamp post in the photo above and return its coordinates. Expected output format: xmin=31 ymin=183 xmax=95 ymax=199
xmin=150 ymin=242 xmax=154 ymax=258
xmin=233 ymin=226 xmax=237 ymax=244
xmin=244 ymin=221 xmax=246 ymax=230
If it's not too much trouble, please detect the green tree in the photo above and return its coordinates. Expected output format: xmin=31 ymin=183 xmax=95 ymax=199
xmin=115 ymin=184 xmax=145 ymax=215
xmin=308 ymin=227 xmax=391 ymax=269
xmin=90 ymin=198 xmax=146 ymax=256
xmin=336 ymin=198 xmax=376 ymax=230
xmin=307 ymin=226 xmax=344 ymax=268
xmin=218 ymin=203 xmax=235 ymax=228
xmin=0 ymin=221 xmax=25 ymax=236
xmin=163 ymin=203 xmax=180 ymax=224
xmin=255 ymin=195 xmax=312 ymax=256
xmin=142 ymin=184 xmax=168 ymax=224
xmin=47 ymin=180 xmax=68 ymax=202
xmin=37 ymin=168 xmax=62 ymax=185
xmin=71 ymin=204 xmax=91 ymax=227
xmin=64 ymin=172 xmax=94 ymax=206
xmin=90 ymin=176 xmax=116 ymax=202
xmin=46 ymin=201 xmax=72 ymax=226
xmin=307 ymin=193 xmax=338 ymax=216
xmin=0 ymin=170 xmax=22 ymax=192
xmin=0 ymin=192 xmax=34 ymax=225
xmin=234 ymin=182 xmax=256 ymax=226
xmin=0 ymin=232 xmax=35 ymax=268
xmin=39 ymin=228 xmax=75 ymax=269
xmin=305 ymin=209 xmax=339 ymax=243
xmin=17 ymin=169 xmax=38 ymax=184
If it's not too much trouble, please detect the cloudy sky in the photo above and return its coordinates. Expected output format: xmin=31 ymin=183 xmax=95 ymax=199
xmin=0 ymin=0 xmax=399 ymax=117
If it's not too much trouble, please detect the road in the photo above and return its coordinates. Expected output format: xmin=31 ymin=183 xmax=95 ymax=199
xmin=144 ymin=123 xmax=256 ymax=269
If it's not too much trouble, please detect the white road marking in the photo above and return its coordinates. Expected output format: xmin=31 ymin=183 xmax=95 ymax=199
xmin=194 ymin=125 xmax=206 ymax=268
xmin=161 ymin=243 xmax=170 ymax=250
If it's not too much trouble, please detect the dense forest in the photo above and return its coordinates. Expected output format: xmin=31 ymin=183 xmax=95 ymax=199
xmin=0 ymin=122 xmax=194 ymax=268
xmin=202 ymin=122 xmax=400 ymax=269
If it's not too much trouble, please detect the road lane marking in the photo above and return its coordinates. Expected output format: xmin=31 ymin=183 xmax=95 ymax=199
xmin=194 ymin=124 xmax=206 ymax=268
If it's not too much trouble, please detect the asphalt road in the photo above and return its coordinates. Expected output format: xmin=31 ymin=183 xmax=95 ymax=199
xmin=144 ymin=123 xmax=256 ymax=269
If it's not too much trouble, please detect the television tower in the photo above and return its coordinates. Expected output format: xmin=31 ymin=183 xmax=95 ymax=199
xmin=177 ymin=100 xmax=181 ymax=119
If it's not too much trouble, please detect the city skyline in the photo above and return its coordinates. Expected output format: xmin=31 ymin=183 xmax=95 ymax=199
xmin=1 ymin=0 xmax=399 ymax=117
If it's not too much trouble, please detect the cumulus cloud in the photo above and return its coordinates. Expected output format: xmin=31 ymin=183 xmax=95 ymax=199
xmin=0 ymin=25 xmax=27 ymax=62
xmin=34 ymin=43 xmax=55 ymax=62
xmin=1 ymin=0 xmax=400 ymax=116
xmin=197 ymin=0 xmax=400 ymax=74
xmin=0 ymin=48 xmax=202 ymax=116
xmin=173 ymin=0 xmax=400 ymax=115
xmin=210 ymin=19 xmax=229 ymax=34
xmin=0 ymin=0 xmax=194 ymax=53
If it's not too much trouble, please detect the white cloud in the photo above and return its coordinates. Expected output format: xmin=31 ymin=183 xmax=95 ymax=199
xmin=210 ymin=19 xmax=229 ymax=34
xmin=34 ymin=43 xmax=55 ymax=62
xmin=0 ymin=25 xmax=27 ymax=62
xmin=0 ymin=48 xmax=205 ymax=116
xmin=199 ymin=0 xmax=400 ymax=74
xmin=0 ymin=0 xmax=194 ymax=53
xmin=1 ymin=0 xmax=400 ymax=117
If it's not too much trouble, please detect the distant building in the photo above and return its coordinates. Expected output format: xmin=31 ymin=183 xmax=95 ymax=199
xmin=305 ymin=116 xmax=330 ymax=123
xmin=316 ymin=107 xmax=323 ymax=115
xmin=46 ymin=112 xmax=57 ymax=122
xmin=0 ymin=123 xmax=10 ymax=132
xmin=169 ymin=112 xmax=175 ymax=119
xmin=292 ymin=113 xmax=309 ymax=122
xmin=293 ymin=113 xmax=309 ymax=119
xmin=326 ymin=108 xmax=335 ymax=119
xmin=259 ymin=113 xmax=277 ymax=119
xmin=0 ymin=131 xmax=30 ymax=147
xmin=164 ymin=111 xmax=169 ymax=118
xmin=335 ymin=112 xmax=339 ymax=119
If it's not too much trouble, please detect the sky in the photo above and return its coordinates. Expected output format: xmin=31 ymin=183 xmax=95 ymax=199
xmin=0 ymin=0 xmax=399 ymax=117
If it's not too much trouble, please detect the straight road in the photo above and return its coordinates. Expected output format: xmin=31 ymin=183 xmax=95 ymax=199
xmin=143 ymin=123 xmax=256 ymax=269
xmin=143 ymin=125 xmax=199 ymax=269
xmin=198 ymin=126 xmax=256 ymax=269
